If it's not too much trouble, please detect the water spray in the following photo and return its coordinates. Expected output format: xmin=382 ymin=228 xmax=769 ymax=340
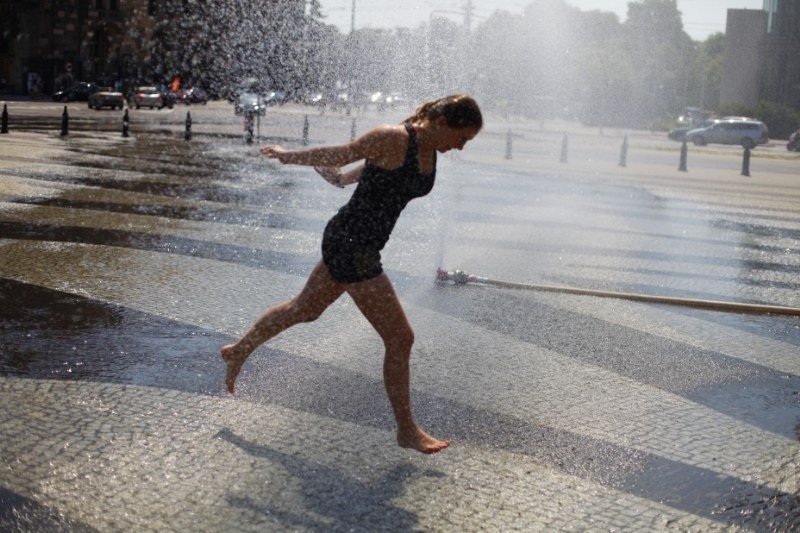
xmin=435 ymin=268 xmax=800 ymax=316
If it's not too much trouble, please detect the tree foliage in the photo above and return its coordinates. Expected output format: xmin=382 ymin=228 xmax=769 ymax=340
xmin=141 ymin=0 xmax=761 ymax=129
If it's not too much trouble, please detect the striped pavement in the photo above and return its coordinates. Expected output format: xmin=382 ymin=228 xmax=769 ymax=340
xmin=0 ymin=111 xmax=798 ymax=531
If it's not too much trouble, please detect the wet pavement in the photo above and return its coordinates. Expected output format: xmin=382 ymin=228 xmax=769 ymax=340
xmin=1 ymin=102 xmax=799 ymax=531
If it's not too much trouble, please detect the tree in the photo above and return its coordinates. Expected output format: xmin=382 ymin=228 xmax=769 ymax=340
xmin=687 ymin=33 xmax=724 ymax=111
xmin=621 ymin=0 xmax=693 ymax=127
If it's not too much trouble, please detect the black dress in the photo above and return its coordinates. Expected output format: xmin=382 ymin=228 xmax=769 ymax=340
xmin=322 ymin=124 xmax=436 ymax=283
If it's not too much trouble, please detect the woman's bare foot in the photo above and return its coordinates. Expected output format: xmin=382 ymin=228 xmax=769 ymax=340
xmin=397 ymin=426 xmax=450 ymax=454
xmin=221 ymin=344 xmax=247 ymax=394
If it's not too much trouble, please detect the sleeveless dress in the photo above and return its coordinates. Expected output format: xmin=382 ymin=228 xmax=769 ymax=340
xmin=322 ymin=124 xmax=436 ymax=283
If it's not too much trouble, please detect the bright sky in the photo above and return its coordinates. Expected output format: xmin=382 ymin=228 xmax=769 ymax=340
xmin=318 ymin=1 xmax=765 ymax=41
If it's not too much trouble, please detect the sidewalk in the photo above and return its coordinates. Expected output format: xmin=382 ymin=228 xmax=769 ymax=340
xmin=1 ymin=106 xmax=798 ymax=531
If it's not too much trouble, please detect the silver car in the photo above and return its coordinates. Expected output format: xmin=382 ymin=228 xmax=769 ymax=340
xmin=234 ymin=93 xmax=266 ymax=116
xmin=133 ymin=86 xmax=173 ymax=110
xmin=684 ymin=119 xmax=769 ymax=149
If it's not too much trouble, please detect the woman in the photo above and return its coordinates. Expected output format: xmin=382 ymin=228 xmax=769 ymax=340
xmin=222 ymin=94 xmax=483 ymax=454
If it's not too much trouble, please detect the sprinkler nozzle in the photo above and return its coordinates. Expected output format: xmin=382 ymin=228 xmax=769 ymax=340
xmin=436 ymin=268 xmax=488 ymax=285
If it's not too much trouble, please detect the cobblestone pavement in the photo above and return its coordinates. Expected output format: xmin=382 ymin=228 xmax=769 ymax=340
xmin=0 ymin=105 xmax=799 ymax=531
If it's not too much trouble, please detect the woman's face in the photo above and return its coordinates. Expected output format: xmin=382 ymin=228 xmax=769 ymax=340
xmin=436 ymin=122 xmax=481 ymax=153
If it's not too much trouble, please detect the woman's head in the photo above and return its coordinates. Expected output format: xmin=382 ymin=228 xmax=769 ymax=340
xmin=406 ymin=94 xmax=483 ymax=131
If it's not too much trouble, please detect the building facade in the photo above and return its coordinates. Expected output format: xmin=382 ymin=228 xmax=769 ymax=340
xmin=759 ymin=0 xmax=800 ymax=109
xmin=719 ymin=9 xmax=765 ymax=107
xmin=720 ymin=0 xmax=800 ymax=109
xmin=0 ymin=0 xmax=305 ymax=97
xmin=0 ymin=0 xmax=156 ymax=95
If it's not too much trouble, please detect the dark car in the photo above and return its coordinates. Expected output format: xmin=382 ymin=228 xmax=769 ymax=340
xmin=175 ymin=87 xmax=208 ymax=105
xmin=264 ymin=90 xmax=287 ymax=106
xmin=53 ymin=82 xmax=98 ymax=102
xmin=788 ymin=130 xmax=800 ymax=152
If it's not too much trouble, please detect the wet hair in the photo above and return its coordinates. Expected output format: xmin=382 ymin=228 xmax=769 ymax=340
xmin=404 ymin=94 xmax=483 ymax=130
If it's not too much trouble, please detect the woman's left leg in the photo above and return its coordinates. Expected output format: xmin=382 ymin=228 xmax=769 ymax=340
xmin=346 ymin=273 xmax=449 ymax=454
xmin=222 ymin=260 xmax=346 ymax=393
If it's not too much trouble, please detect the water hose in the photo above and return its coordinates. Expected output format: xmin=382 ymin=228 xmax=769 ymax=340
xmin=435 ymin=268 xmax=800 ymax=316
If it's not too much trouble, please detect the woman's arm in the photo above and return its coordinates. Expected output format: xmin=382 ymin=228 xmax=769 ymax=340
xmin=260 ymin=143 xmax=359 ymax=168
xmin=314 ymin=165 xmax=364 ymax=188
xmin=259 ymin=124 xmax=405 ymax=169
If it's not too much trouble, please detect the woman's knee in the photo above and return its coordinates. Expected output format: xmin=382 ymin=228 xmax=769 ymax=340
xmin=385 ymin=325 xmax=414 ymax=353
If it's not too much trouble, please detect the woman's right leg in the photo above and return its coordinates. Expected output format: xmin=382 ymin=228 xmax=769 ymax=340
xmin=222 ymin=260 xmax=345 ymax=393
xmin=346 ymin=273 xmax=449 ymax=454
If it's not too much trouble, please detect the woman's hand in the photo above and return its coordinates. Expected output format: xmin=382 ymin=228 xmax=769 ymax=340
xmin=259 ymin=145 xmax=288 ymax=162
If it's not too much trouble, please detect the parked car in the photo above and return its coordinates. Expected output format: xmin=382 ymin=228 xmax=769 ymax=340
xmin=788 ymin=129 xmax=800 ymax=152
xmin=684 ymin=119 xmax=769 ymax=149
xmin=156 ymin=85 xmax=178 ymax=108
xmin=668 ymin=120 xmax=712 ymax=142
xmin=234 ymin=93 xmax=266 ymax=116
xmin=175 ymin=86 xmax=208 ymax=105
xmin=87 ymin=87 xmax=125 ymax=110
xmin=53 ymin=82 xmax=98 ymax=102
xmin=263 ymin=90 xmax=287 ymax=106
xmin=132 ymin=86 xmax=173 ymax=109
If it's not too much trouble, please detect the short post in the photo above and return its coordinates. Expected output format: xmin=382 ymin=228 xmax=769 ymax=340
xmin=618 ymin=135 xmax=628 ymax=167
xmin=184 ymin=111 xmax=192 ymax=141
xmin=741 ymin=146 xmax=751 ymax=177
xmin=350 ymin=118 xmax=357 ymax=141
xmin=1 ymin=104 xmax=9 ymax=134
xmin=302 ymin=115 xmax=309 ymax=146
xmin=122 ymin=108 xmax=130 ymax=138
xmin=60 ymin=106 xmax=69 ymax=137
xmin=244 ymin=112 xmax=254 ymax=144
xmin=678 ymin=140 xmax=688 ymax=172
xmin=559 ymin=133 xmax=568 ymax=163
xmin=505 ymin=128 xmax=512 ymax=160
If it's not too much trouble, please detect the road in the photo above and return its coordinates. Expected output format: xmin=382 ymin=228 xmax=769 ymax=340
xmin=0 ymin=99 xmax=799 ymax=531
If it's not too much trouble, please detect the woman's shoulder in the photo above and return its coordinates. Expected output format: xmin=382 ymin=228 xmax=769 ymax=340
xmin=356 ymin=124 xmax=409 ymax=155
xmin=362 ymin=123 xmax=409 ymax=142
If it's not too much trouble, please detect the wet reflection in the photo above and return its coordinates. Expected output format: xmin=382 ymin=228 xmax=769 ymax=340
xmin=0 ymin=220 xmax=315 ymax=274
xmin=0 ymin=278 xmax=225 ymax=393
xmin=21 ymin=197 xmax=308 ymax=230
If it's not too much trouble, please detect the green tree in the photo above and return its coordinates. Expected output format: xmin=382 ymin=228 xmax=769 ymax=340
xmin=687 ymin=32 xmax=724 ymax=111
xmin=621 ymin=0 xmax=693 ymax=127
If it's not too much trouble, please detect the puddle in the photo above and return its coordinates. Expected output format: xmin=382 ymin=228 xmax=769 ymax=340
xmin=0 ymin=278 xmax=227 ymax=394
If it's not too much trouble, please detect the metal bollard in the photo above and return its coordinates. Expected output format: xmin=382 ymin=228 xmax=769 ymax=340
xmin=60 ymin=106 xmax=69 ymax=137
xmin=560 ymin=133 xmax=568 ymax=163
xmin=678 ymin=140 xmax=688 ymax=172
xmin=350 ymin=118 xmax=356 ymax=141
xmin=618 ymin=135 xmax=628 ymax=167
xmin=741 ymin=146 xmax=751 ymax=177
xmin=505 ymin=129 xmax=512 ymax=160
xmin=1 ymin=104 xmax=8 ymax=134
xmin=302 ymin=115 xmax=309 ymax=146
xmin=244 ymin=112 xmax=254 ymax=144
xmin=184 ymin=111 xmax=192 ymax=141
xmin=122 ymin=108 xmax=130 ymax=138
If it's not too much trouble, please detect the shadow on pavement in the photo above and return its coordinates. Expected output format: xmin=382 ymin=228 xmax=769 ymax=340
xmin=0 ymin=486 xmax=98 ymax=533
xmin=216 ymin=428 xmax=429 ymax=531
